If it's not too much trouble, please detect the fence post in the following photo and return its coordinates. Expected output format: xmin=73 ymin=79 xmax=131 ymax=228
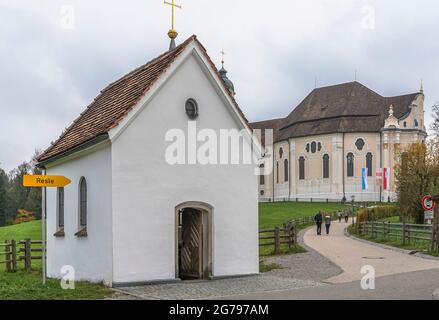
xmin=11 ymin=240 xmax=17 ymax=272
xmin=24 ymin=239 xmax=32 ymax=272
xmin=402 ymin=219 xmax=406 ymax=246
xmin=274 ymin=227 xmax=281 ymax=255
xmin=5 ymin=240 xmax=11 ymax=272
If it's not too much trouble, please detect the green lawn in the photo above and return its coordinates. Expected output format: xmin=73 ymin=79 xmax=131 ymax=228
xmin=259 ymin=202 xmax=350 ymax=230
xmin=258 ymin=202 xmax=350 ymax=256
xmin=0 ymin=221 xmax=112 ymax=300
xmin=0 ymin=220 xmax=41 ymax=242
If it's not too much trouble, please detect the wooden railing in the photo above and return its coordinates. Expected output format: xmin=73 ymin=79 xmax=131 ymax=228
xmin=0 ymin=239 xmax=45 ymax=272
xmin=358 ymin=221 xmax=438 ymax=252
xmin=259 ymin=222 xmax=297 ymax=255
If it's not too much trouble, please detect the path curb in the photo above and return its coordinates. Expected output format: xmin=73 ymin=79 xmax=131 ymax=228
xmin=345 ymin=226 xmax=439 ymax=261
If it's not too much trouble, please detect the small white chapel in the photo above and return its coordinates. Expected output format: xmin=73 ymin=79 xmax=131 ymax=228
xmin=37 ymin=18 xmax=259 ymax=285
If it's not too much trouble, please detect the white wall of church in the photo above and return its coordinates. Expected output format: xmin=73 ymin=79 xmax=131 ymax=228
xmin=45 ymin=145 xmax=113 ymax=284
xmin=110 ymin=53 xmax=259 ymax=284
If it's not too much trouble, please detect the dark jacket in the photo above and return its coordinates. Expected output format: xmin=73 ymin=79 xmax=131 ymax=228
xmin=314 ymin=213 xmax=323 ymax=223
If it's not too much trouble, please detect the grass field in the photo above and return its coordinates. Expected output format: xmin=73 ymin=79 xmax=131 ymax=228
xmin=258 ymin=202 xmax=350 ymax=256
xmin=259 ymin=202 xmax=350 ymax=230
xmin=0 ymin=221 xmax=112 ymax=300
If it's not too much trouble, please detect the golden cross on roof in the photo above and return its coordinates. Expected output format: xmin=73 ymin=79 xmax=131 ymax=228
xmin=220 ymin=50 xmax=226 ymax=67
xmin=164 ymin=0 xmax=182 ymax=39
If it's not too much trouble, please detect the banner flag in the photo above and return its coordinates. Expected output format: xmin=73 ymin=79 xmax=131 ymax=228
xmin=362 ymin=168 xmax=368 ymax=190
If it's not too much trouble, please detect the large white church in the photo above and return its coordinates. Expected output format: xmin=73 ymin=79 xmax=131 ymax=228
xmin=252 ymin=81 xmax=427 ymax=203
xmin=37 ymin=35 xmax=260 ymax=285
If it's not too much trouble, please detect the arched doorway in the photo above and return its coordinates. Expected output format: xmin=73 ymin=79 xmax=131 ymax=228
xmin=175 ymin=202 xmax=213 ymax=280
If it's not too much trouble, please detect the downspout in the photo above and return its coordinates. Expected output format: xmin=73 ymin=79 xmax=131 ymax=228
xmin=342 ymin=133 xmax=346 ymax=202
xmin=288 ymin=139 xmax=291 ymax=201
xmin=380 ymin=132 xmax=383 ymax=202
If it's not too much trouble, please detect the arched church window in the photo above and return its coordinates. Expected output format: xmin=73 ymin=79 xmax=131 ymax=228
xmin=279 ymin=148 xmax=284 ymax=159
xmin=306 ymin=144 xmax=310 ymax=153
xmin=260 ymin=164 xmax=265 ymax=185
xmin=366 ymin=153 xmax=373 ymax=177
xmin=355 ymin=139 xmax=365 ymax=151
xmin=76 ymin=177 xmax=88 ymax=237
xmin=276 ymin=162 xmax=279 ymax=183
xmin=318 ymin=142 xmax=322 ymax=152
xmin=299 ymin=157 xmax=305 ymax=180
xmin=403 ymin=121 xmax=407 ymax=128
xmin=347 ymin=153 xmax=354 ymax=177
xmin=57 ymin=187 xmax=64 ymax=229
xmin=414 ymin=119 xmax=419 ymax=127
xmin=284 ymin=159 xmax=289 ymax=182
xmin=311 ymin=142 xmax=317 ymax=153
xmin=323 ymin=154 xmax=330 ymax=179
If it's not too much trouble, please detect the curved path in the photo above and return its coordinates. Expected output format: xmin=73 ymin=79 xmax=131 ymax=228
xmin=303 ymin=221 xmax=439 ymax=284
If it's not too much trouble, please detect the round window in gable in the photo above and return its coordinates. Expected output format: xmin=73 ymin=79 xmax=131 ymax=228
xmin=355 ymin=138 xmax=365 ymax=151
xmin=185 ymin=98 xmax=199 ymax=120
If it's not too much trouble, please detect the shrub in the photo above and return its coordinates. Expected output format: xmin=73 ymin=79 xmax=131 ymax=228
xmin=357 ymin=205 xmax=400 ymax=224
xmin=13 ymin=209 xmax=36 ymax=225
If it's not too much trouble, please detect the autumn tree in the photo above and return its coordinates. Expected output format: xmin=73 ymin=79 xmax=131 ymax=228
xmin=431 ymin=103 xmax=439 ymax=137
xmin=395 ymin=141 xmax=439 ymax=223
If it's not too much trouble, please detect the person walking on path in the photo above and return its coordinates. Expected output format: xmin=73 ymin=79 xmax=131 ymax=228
xmin=324 ymin=215 xmax=332 ymax=235
xmin=344 ymin=211 xmax=349 ymax=223
xmin=338 ymin=211 xmax=343 ymax=223
xmin=314 ymin=211 xmax=323 ymax=235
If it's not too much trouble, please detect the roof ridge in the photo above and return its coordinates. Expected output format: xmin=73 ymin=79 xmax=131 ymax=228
xmin=101 ymin=35 xmax=197 ymax=94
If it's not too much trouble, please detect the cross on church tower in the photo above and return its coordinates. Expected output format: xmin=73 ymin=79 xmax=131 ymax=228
xmin=164 ymin=0 xmax=182 ymax=50
xmin=221 ymin=50 xmax=226 ymax=68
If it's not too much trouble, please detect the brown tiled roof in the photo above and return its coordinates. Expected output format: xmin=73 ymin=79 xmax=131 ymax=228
xmin=249 ymin=118 xmax=283 ymax=146
xmin=38 ymin=35 xmax=248 ymax=163
xmin=272 ymin=81 xmax=419 ymax=141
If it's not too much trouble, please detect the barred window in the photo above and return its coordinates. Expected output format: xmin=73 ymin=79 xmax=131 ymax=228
xmin=323 ymin=154 xmax=330 ymax=179
xmin=299 ymin=157 xmax=305 ymax=180
xmin=347 ymin=153 xmax=354 ymax=177
xmin=57 ymin=187 xmax=64 ymax=228
xmin=366 ymin=153 xmax=373 ymax=177
xmin=79 ymin=177 xmax=87 ymax=228
xmin=284 ymin=159 xmax=289 ymax=182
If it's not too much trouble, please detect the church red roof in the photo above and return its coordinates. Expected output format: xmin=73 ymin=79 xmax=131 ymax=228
xmin=38 ymin=35 xmax=247 ymax=163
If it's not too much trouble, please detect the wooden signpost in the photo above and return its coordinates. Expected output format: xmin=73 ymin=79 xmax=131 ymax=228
xmin=23 ymin=174 xmax=71 ymax=285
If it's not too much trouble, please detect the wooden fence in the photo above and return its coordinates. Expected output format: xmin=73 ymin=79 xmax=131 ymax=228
xmin=358 ymin=221 xmax=438 ymax=252
xmin=0 ymin=239 xmax=45 ymax=272
xmin=258 ymin=213 xmax=347 ymax=255
xmin=259 ymin=222 xmax=297 ymax=255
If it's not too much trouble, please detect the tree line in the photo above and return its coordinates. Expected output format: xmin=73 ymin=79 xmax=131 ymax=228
xmin=0 ymin=151 xmax=42 ymax=227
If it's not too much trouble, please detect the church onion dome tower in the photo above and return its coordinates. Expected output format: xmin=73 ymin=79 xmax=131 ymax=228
xmin=219 ymin=51 xmax=235 ymax=96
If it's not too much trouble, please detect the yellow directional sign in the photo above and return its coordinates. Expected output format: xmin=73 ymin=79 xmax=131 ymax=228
xmin=23 ymin=175 xmax=71 ymax=188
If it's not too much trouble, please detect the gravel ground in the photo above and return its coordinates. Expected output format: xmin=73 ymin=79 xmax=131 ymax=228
xmin=263 ymin=227 xmax=343 ymax=282
xmin=115 ymin=275 xmax=323 ymax=300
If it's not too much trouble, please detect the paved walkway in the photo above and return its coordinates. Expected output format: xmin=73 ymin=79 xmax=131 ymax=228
xmin=303 ymin=220 xmax=439 ymax=284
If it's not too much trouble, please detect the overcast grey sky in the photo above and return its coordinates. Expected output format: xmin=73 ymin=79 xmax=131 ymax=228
xmin=0 ymin=0 xmax=438 ymax=172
